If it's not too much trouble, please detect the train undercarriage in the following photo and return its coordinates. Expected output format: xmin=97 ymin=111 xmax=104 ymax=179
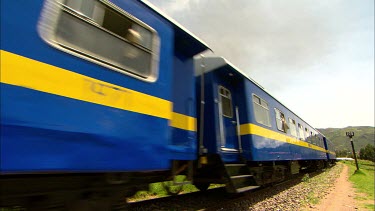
xmin=1 ymin=171 xmax=170 ymax=210
xmin=192 ymin=154 xmax=335 ymax=193
xmin=1 ymin=155 xmax=335 ymax=210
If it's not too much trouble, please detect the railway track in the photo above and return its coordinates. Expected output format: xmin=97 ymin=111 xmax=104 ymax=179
xmin=127 ymin=173 xmax=314 ymax=211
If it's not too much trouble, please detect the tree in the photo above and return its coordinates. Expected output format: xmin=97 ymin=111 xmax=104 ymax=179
xmin=359 ymin=148 xmax=365 ymax=159
xmin=359 ymin=144 xmax=375 ymax=161
xmin=336 ymin=149 xmax=352 ymax=158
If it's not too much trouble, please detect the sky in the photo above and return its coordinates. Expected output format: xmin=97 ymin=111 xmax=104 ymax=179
xmin=147 ymin=0 xmax=374 ymax=129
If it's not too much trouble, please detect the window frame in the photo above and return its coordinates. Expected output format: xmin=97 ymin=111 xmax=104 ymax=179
xmin=275 ymin=108 xmax=288 ymax=133
xmin=305 ymin=128 xmax=309 ymax=138
xmin=218 ymin=86 xmax=233 ymax=118
xmin=38 ymin=0 xmax=160 ymax=82
xmin=288 ymin=118 xmax=298 ymax=137
xmin=252 ymin=94 xmax=271 ymax=127
xmin=298 ymin=123 xmax=305 ymax=141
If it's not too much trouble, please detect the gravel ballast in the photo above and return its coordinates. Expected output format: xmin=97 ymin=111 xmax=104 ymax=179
xmin=219 ymin=163 xmax=343 ymax=211
xmin=129 ymin=164 xmax=343 ymax=211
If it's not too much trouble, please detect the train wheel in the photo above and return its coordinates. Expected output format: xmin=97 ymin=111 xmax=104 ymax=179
xmin=162 ymin=175 xmax=186 ymax=195
xmin=194 ymin=182 xmax=210 ymax=191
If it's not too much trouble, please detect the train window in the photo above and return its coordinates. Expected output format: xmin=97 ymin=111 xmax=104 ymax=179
xmin=298 ymin=123 xmax=305 ymax=141
xmin=252 ymin=94 xmax=271 ymax=127
xmin=275 ymin=109 xmax=288 ymax=133
xmin=305 ymin=128 xmax=312 ymax=143
xmin=319 ymin=137 xmax=323 ymax=147
xmin=38 ymin=0 xmax=159 ymax=81
xmin=219 ymin=86 xmax=233 ymax=118
xmin=311 ymin=132 xmax=316 ymax=145
xmin=288 ymin=118 xmax=298 ymax=137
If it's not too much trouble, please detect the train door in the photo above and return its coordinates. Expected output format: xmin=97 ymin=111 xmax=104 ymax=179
xmin=323 ymin=136 xmax=330 ymax=160
xmin=218 ymin=85 xmax=239 ymax=152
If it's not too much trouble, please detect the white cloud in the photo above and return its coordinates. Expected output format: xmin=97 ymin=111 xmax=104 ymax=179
xmin=147 ymin=0 xmax=201 ymax=14
xmin=148 ymin=0 xmax=374 ymax=128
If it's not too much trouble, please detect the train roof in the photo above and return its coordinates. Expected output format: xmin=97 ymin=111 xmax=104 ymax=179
xmin=195 ymin=56 xmax=265 ymax=89
xmin=196 ymin=56 xmax=321 ymax=134
xmin=140 ymin=0 xmax=211 ymax=56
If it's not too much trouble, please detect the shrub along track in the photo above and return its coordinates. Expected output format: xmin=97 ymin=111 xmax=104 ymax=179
xmin=127 ymin=165 xmax=342 ymax=211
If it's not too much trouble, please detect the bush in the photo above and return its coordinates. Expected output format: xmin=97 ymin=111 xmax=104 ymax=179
xmin=359 ymin=144 xmax=375 ymax=161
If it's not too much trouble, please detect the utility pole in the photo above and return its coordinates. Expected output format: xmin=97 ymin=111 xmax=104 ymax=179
xmin=346 ymin=132 xmax=359 ymax=171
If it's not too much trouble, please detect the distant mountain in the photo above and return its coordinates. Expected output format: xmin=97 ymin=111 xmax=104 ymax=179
xmin=317 ymin=126 xmax=375 ymax=152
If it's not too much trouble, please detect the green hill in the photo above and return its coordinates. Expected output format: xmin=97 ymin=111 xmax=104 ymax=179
xmin=317 ymin=126 xmax=374 ymax=154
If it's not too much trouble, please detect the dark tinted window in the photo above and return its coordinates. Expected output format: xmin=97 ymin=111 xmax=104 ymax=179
xmin=252 ymin=95 xmax=271 ymax=127
xmin=219 ymin=86 xmax=233 ymax=118
xmin=39 ymin=0 xmax=158 ymax=80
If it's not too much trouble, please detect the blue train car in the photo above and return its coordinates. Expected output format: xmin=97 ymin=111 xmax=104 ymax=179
xmin=194 ymin=57 xmax=331 ymax=192
xmin=323 ymin=136 xmax=337 ymax=161
xmin=1 ymin=0 xmax=336 ymax=207
xmin=1 ymin=0 xmax=209 ymax=208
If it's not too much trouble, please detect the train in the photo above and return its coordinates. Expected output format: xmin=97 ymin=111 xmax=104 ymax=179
xmin=0 ymin=0 xmax=336 ymax=210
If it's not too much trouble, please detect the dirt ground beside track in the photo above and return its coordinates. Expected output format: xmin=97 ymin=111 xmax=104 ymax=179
xmin=308 ymin=164 xmax=358 ymax=211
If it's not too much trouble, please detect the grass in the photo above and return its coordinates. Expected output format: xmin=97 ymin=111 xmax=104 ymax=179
xmin=128 ymin=175 xmax=224 ymax=202
xmin=341 ymin=159 xmax=375 ymax=210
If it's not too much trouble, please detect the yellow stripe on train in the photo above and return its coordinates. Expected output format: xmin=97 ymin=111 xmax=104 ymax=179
xmin=327 ymin=150 xmax=336 ymax=155
xmin=0 ymin=50 xmax=173 ymax=120
xmin=240 ymin=123 xmax=327 ymax=153
xmin=170 ymin=112 xmax=196 ymax=132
